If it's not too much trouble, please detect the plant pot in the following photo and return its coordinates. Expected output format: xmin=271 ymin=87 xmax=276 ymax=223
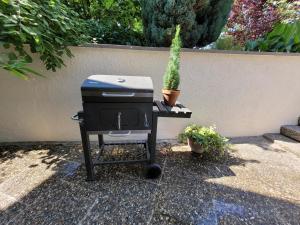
xmin=187 ymin=138 xmax=204 ymax=154
xmin=162 ymin=89 xmax=180 ymax=106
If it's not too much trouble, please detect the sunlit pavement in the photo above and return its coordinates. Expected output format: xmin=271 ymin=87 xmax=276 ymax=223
xmin=0 ymin=136 xmax=299 ymax=225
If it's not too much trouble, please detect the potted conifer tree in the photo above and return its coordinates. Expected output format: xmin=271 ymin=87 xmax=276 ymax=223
xmin=162 ymin=25 xmax=182 ymax=106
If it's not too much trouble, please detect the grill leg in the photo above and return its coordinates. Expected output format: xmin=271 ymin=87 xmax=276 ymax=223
xmin=80 ymin=121 xmax=95 ymax=181
xmin=98 ymin=134 xmax=104 ymax=148
xmin=149 ymin=113 xmax=158 ymax=163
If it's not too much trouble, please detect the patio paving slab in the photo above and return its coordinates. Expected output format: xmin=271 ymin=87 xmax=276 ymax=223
xmin=0 ymin=164 xmax=56 ymax=202
xmin=0 ymin=137 xmax=299 ymax=224
xmin=229 ymin=136 xmax=300 ymax=201
xmin=0 ymin=191 xmax=27 ymax=225
xmin=263 ymin=133 xmax=300 ymax=158
xmin=6 ymin=179 xmax=98 ymax=225
xmin=80 ymin=177 xmax=158 ymax=225
xmin=0 ymin=149 xmax=50 ymax=184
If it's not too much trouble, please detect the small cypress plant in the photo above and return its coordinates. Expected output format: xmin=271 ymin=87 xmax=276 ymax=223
xmin=163 ymin=25 xmax=182 ymax=90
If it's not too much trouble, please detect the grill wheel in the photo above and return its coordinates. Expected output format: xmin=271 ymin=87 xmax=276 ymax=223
xmin=145 ymin=163 xmax=162 ymax=179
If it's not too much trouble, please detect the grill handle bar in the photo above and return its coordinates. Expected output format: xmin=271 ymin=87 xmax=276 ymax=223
xmin=71 ymin=114 xmax=79 ymax=121
xmin=71 ymin=111 xmax=84 ymax=121
xmin=102 ymin=92 xmax=135 ymax=97
xmin=108 ymin=131 xmax=131 ymax=137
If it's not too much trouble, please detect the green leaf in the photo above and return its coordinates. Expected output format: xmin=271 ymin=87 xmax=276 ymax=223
xmin=21 ymin=67 xmax=44 ymax=77
xmin=20 ymin=24 xmax=37 ymax=36
xmin=24 ymin=55 xmax=33 ymax=63
xmin=3 ymin=43 xmax=10 ymax=49
xmin=251 ymin=21 xmax=300 ymax=53
xmin=65 ymin=48 xmax=73 ymax=58
xmin=8 ymin=52 xmax=17 ymax=60
xmin=103 ymin=0 xmax=114 ymax=9
xmin=5 ymin=68 xmax=29 ymax=80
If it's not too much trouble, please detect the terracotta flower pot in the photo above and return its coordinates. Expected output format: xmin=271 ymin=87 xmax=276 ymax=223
xmin=187 ymin=138 xmax=204 ymax=154
xmin=162 ymin=89 xmax=180 ymax=106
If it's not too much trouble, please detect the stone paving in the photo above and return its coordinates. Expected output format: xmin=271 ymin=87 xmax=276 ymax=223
xmin=0 ymin=136 xmax=299 ymax=225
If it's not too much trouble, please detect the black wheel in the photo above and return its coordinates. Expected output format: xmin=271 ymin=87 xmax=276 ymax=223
xmin=145 ymin=163 xmax=162 ymax=179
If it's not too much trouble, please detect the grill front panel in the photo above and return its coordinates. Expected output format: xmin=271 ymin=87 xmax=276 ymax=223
xmin=83 ymin=103 xmax=152 ymax=132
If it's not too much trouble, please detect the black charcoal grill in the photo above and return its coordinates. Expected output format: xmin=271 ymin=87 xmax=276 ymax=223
xmin=81 ymin=75 xmax=153 ymax=133
xmin=72 ymin=75 xmax=192 ymax=181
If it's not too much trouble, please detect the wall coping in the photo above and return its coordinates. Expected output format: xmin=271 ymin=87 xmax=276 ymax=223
xmin=79 ymin=43 xmax=300 ymax=57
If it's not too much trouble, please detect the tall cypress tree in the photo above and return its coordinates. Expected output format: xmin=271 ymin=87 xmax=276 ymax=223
xmin=141 ymin=0 xmax=233 ymax=47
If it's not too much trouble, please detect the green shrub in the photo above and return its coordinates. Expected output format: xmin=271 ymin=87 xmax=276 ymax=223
xmin=0 ymin=0 xmax=87 ymax=79
xmin=179 ymin=124 xmax=229 ymax=160
xmin=163 ymin=25 xmax=181 ymax=90
xmin=64 ymin=0 xmax=144 ymax=46
xmin=246 ymin=21 xmax=300 ymax=53
xmin=85 ymin=18 xmax=144 ymax=46
xmin=214 ymin=35 xmax=243 ymax=51
xmin=141 ymin=0 xmax=233 ymax=47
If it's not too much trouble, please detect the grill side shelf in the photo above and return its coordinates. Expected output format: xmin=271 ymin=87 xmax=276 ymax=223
xmin=154 ymin=100 xmax=168 ymax=113
xmin=153 ymin=100 xmax=192 ymax=118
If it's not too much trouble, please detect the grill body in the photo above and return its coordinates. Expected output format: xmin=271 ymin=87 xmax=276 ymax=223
xmin=81 ymin=75 xmax=153 ymax=133
xmin=74 ymin=75 xmax=191 ymax=181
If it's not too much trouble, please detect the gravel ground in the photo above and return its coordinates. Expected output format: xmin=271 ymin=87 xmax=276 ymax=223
xmin=0 ymin=136 xmax=299 ymax=225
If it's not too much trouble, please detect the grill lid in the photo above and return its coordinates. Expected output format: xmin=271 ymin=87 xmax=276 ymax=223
xmin=81 ymin=75 xmax=153 ymax=93
xmin=81 ymin=75 xmax=153 ymax=103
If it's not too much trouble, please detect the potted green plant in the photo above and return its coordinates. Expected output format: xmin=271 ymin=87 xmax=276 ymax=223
xmin=162 ymin=25 xmax=182 ymax=106
xmin=179 ymin=125 xmax=229 ymax=160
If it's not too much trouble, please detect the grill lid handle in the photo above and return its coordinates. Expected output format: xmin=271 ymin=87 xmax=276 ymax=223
xmin=102 ymin=92 xmax=135 ymax=97
xmin=117 ymin=78 xmax=126 ymax=83
xmin=117 ymin=112 xmax=122 ymax=130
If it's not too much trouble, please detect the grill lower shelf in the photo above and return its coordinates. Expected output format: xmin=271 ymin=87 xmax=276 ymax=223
xmin=93 ymin=141 xmax=150 ymax=165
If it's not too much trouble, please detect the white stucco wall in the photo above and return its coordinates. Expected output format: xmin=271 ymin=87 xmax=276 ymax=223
xmin=0 ymin=45 xmax=299 ymax=142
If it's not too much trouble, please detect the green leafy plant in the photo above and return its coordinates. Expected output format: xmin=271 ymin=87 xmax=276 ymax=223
xmin=246 ymin=21 xmax=300 ymax=52
xmin=214 ymin=34 xmax=243 ymax=51
xmin=163 ymin=25 xmax=181 ymax=90
xmin=179 ymin=124 xmax=229 ymax=160
xmin=0 ymin=0 xmax=87 ymax=79
xmin=141 ymin=0 xmax=233 ymax=47
xmin=64 ymin=0 xmax=144 ymax=46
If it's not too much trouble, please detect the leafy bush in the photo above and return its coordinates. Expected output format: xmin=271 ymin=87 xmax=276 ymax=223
xmin=141 ymin=0 xmax=233 ymax=47
xmin=246 ymin=21 xmax=300 ymax=52
xmin=163 ymin=25 xmax=181 ymax=90
xmin=179 ymin=124 xmax=229 ymax=160
xmin=85 ymin=18 xmax=144 ymax=46
xmin=213 ymin=34 xmax=243 ymax=51
xmin=64 ymin=0 xmax=144 ymax=46
xmin=0 ymin=0 xmax=87 ymax=79
xmin=226 ymin=0 xmax=299 ymax=46
xmin=271 ymin=0 xmax=300 ymax=23
xmin=227 ymin=0 xmax=279 ymax=45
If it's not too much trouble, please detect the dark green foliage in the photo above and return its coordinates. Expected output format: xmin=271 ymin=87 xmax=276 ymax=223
xmin=246 ymin=21 xmax=300 ymax=53
xmin=141 ymin=0 xmax=233 ymax=47
xmin=0 ymin=0 xmax=87 ymax=79
xmin=64 ymin=0 xmax=144 ymax=46
xmin=63 ymin=0 xmax=91 ymax=19
xmin=163 ymin=25 xmax=181 ymax=90
xmin=85 ymin=18 xmax=144 ymax=46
